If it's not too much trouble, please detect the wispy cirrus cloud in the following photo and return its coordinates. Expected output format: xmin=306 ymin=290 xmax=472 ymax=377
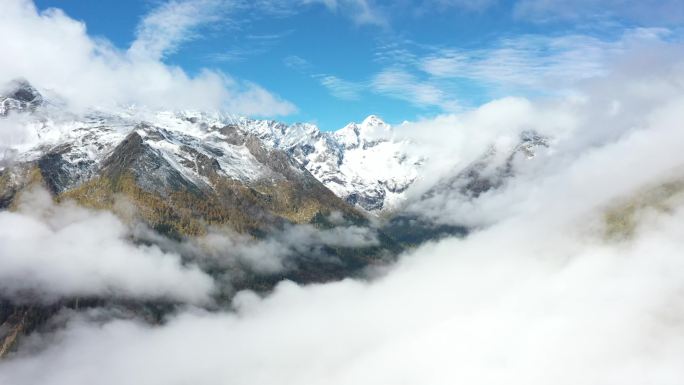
xmin=424 ymin=0 xmax=499 ymax=11
xmin=421 ymin=28 xmax=674 ymax=91
xmin=284 ymin=55 xmax=368 ymax=101
xmin=514 ymin=0 xmax=684 ymax=25
xmin=303 ymin=0 xmax=388 ymax=26
xmin=315 ymin=75 xmax=366 ymax=100
xmin=128 ymin=0 xmax=234 ymax=61
xmin=132 ymin=0 xmax=680 ymax=115
xmin=371 ymin=68 xmax=460 ymax=110
xmin=360 ymin=28 xmax=677 ymax=111
xmin=287 ymin=30 xmax=659 ymax=110
xmin=420 ymin=34 xmax=617 ymax=89
xmin=208 ymin=31 xmax=295 ymax=63
xmin=283 ymin=55 xmax=314 ymax=72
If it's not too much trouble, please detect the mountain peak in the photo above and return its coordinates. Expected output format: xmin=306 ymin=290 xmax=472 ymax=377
xmin=361 ymin=115 xmax=386 ymax=128
xmin=334 ymin=115 xmax=392 ymax=150
xmin=1 ymin=78 xmax=43 ymax=115
xmin=2 ymin=79 xmax=41 ymax=102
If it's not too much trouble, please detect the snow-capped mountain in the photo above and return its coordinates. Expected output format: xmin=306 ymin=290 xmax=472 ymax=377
xmin=232 ymin=114 xmax=424 ymax=212
xmin=1 ymin=79 xmax=424 ymax=213
xmin=4 ymin=80 xmax=559 ymax=223
xmin=1 ymin=81 xmax=424 ymax=215
xmin=1 ymin=81 xmax=376 ymax=238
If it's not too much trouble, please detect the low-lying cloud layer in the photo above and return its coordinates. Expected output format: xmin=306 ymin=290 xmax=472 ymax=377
xmin=2 ymin=144 xmax=684 ymax=384
xmin=0 ymin=184 xmax=380 ymax=303
xmin=2 ymin=37 xmax=684 ymax=384
xmin=194 ymin=222 xmax=380 ymax=273
xmin=134 ymin=216 xmax=380 ymax=278
xmin=0 ymin=188 xmax=215 ymax=304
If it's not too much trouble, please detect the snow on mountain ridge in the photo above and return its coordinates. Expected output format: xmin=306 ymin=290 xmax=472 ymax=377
xmin=1 ymin=81 xmax=422 ymax=212
xmin=143 ymin=110 xmax=423 ymax=212
xmin=1 ymin=109 xmax=272 ymax=194
xmin=235 ymin=114 xmax=423 ymax=212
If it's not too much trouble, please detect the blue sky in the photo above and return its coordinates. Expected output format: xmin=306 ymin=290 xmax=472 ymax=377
xmin=30 ymin=0 xmax=684 ymax=130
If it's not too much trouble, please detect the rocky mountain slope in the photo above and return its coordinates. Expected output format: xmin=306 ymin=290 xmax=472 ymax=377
xmin=0 ymin=81 xmax=368 ymax=235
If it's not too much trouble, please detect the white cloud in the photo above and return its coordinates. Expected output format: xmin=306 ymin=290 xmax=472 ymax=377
xmin=394 ymin=96 xmax=548 ymax=191
xmin=0 ymin=114 xmax=34 ymax=167
xmin=0 ymin=0 xmax=295 ymax=116
xmin=0 ymin=188 xmax=215 ymax=304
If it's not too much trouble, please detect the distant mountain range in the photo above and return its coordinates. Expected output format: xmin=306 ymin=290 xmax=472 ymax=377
xmin=1 ymin=80 xmax=422 ymax=214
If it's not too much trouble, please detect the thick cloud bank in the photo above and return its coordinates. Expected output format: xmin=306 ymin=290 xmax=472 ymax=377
xmin=2 ymin=42 xmax=684 ymax=384
xmin=0 ymin=188 xmax=215 ymax=304
xmin=2 ymin=162 xmax=684 ymax=384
